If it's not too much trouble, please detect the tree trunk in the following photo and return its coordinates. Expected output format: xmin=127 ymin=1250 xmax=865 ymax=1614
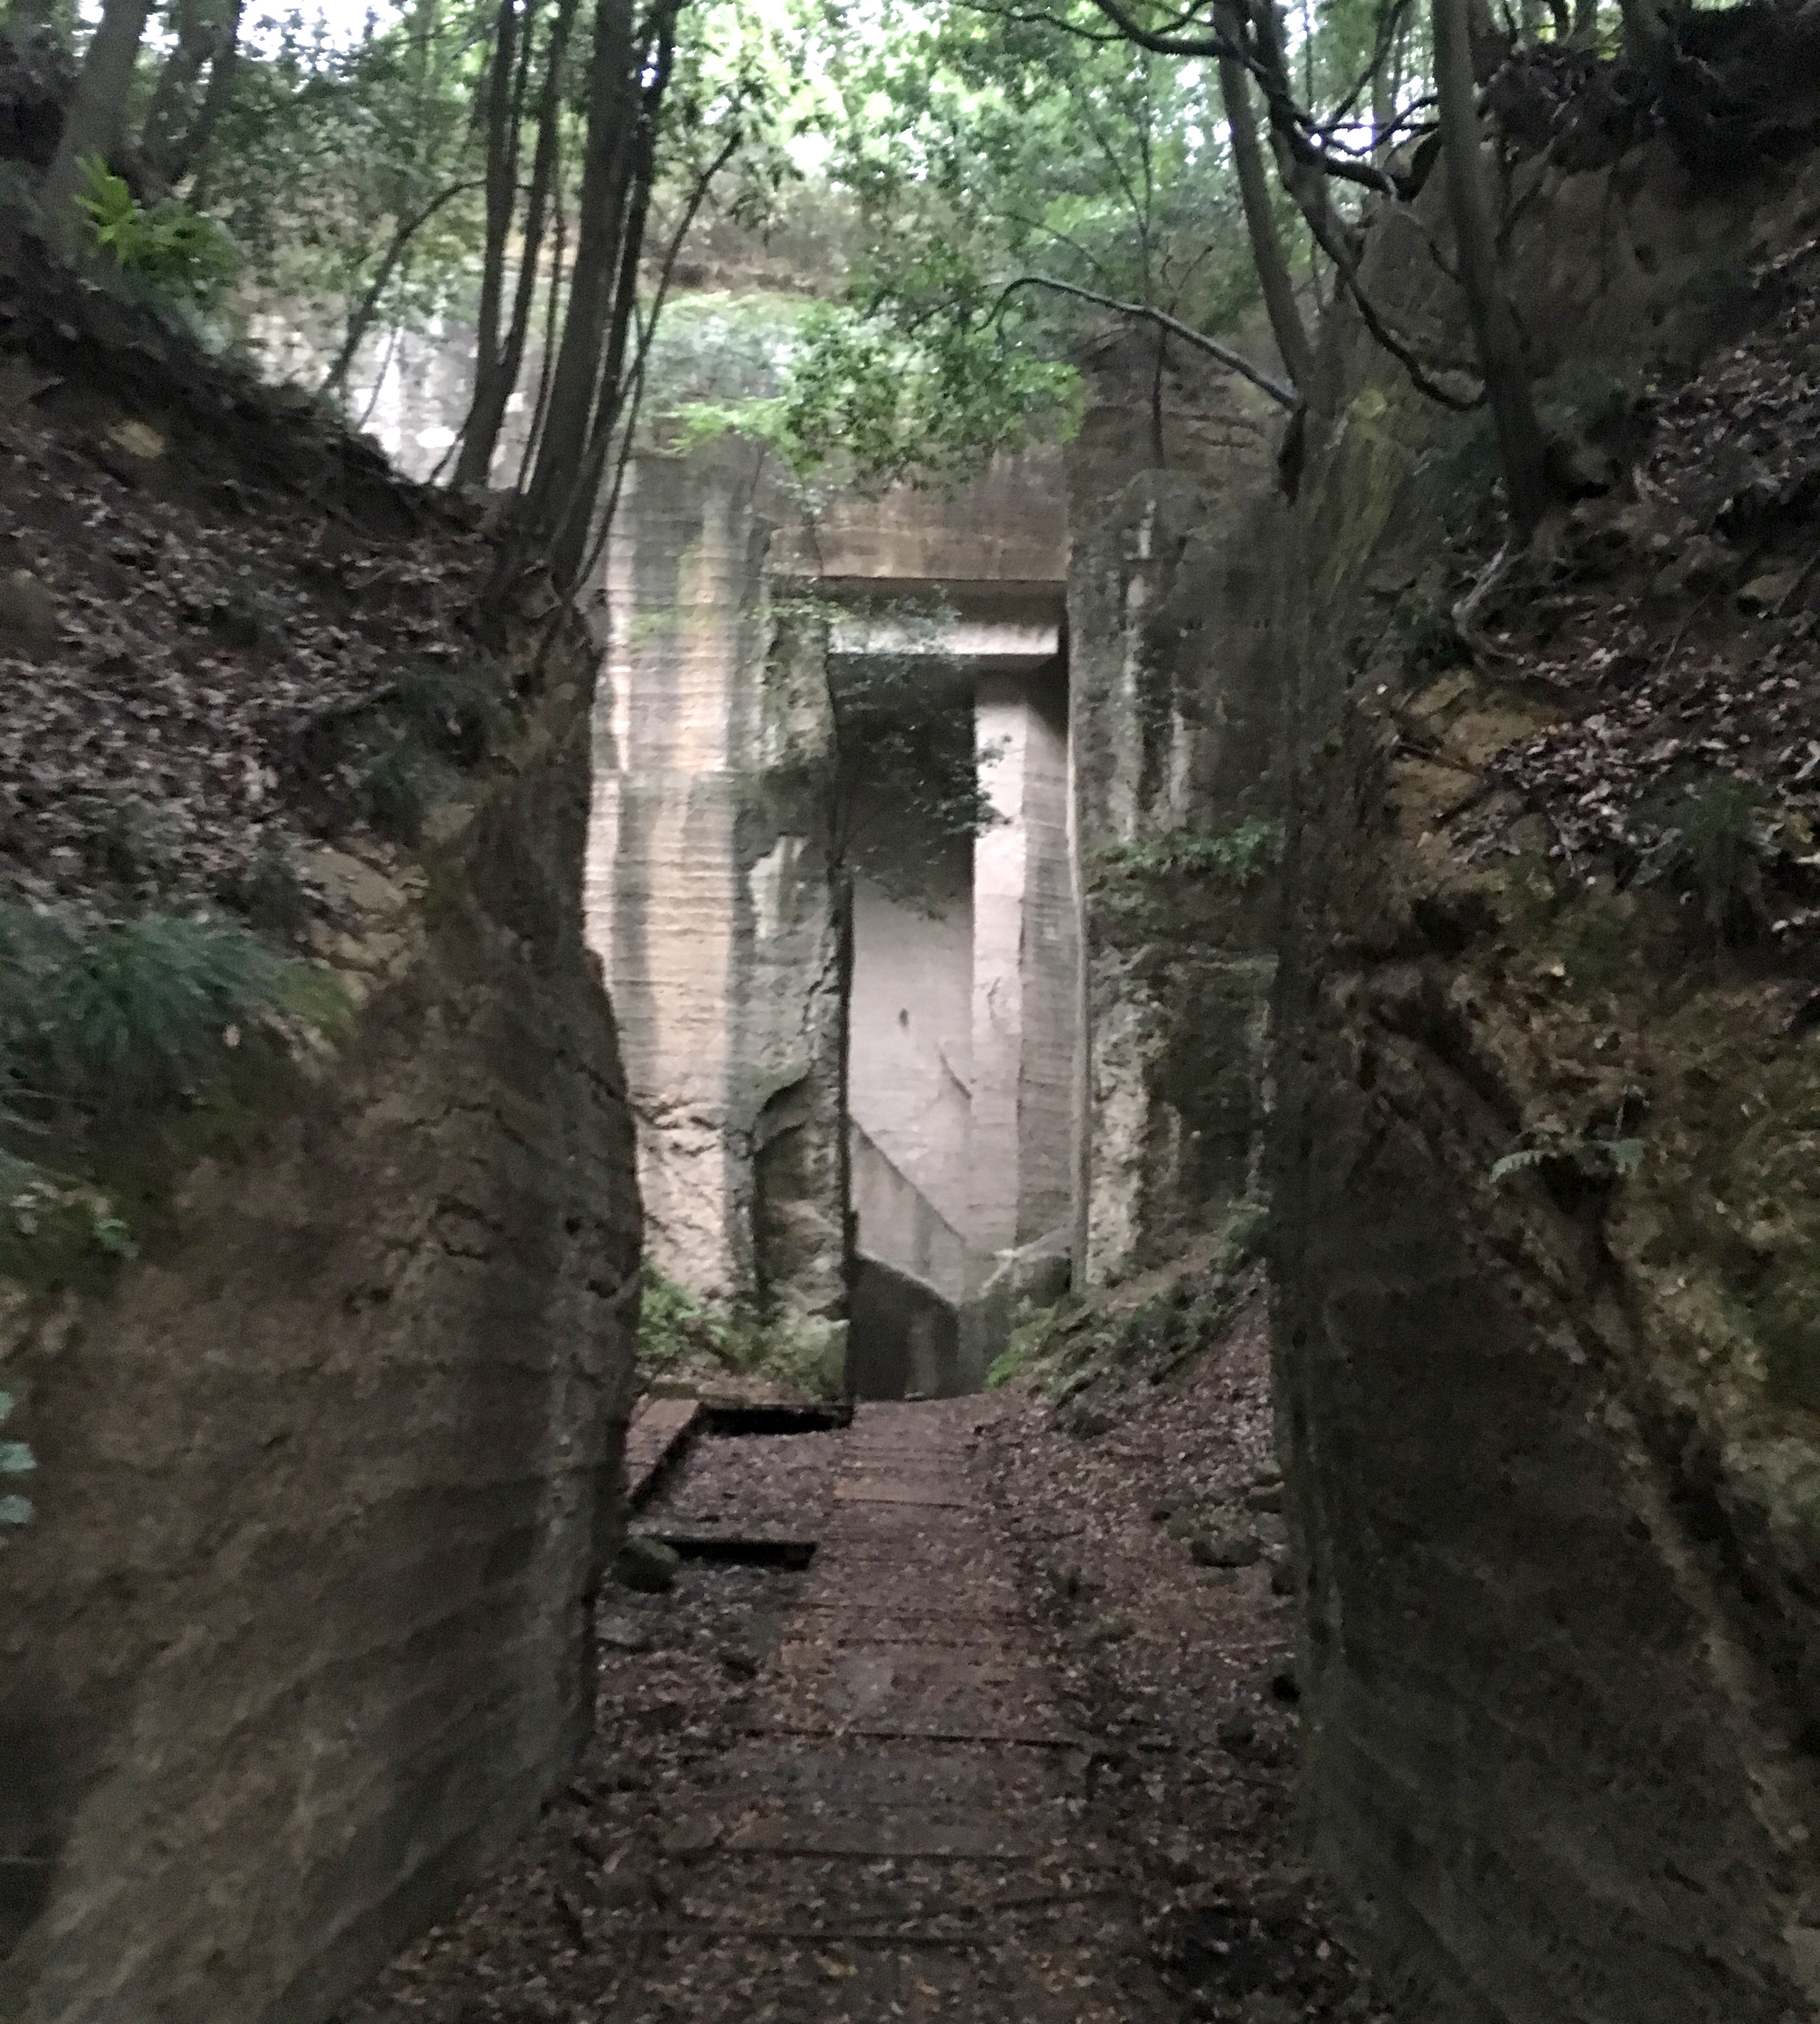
xmin=519 ymin=0 xmax=640 ymax=542
xmin=1431 ymin=0 xmax=1551 ymax=536
xmin=38 ymin=0 xmax=155 ymax=255
xmin=516 ymin=165 xmax=568 ymax=488
xmin=456 ymin=0 xmax=522 ymax=484
xmin=457 ymin=0 xmax=576 ymax=488
xmin=169 ymin=0 xmax=241 ymax=183
xmin=545 ymin=5 xmax=670 ymax=586
xmin=140 ymin=0 xmax=215 ymax=188
xmin=320 ymin=179 xmax=480 ymax=397
xmin=1248 ymin=0 xmax=1361 ymax=273
xmin=1215 ymin=0 xmax=1314 ymax=395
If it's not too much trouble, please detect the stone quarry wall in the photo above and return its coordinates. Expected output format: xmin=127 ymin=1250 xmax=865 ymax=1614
xmin=848 ymin=849 xmax=975 ymax=1271
xmin=1064 ymin=347 xmax=1286 ymax=1287
xmin=0 ymin=624 xmax=639 ymax=2024
xmin=596 ymin=440 xmax=1074 ymax=1381
xmin=1268 ymin=134 xmax=1820 ymax=2022
xmin=589 ymin=441 xmax=845 ymax=1339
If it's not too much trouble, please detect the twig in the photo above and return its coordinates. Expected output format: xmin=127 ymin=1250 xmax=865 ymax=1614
xmin=993 ymin=274 xmax=1299 ymax=409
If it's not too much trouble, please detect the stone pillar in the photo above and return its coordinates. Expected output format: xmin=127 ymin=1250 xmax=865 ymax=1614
xmin=1014 ymin=669 xmax=1076 ymax=1247
xmin=588 ymin=446 xmax=843 ymax=1320
xmin=1066 ymin=467 xmax=1282 ymax=1285
xmin=971 ymin=673 xmax=1029 ymax=1254
xmin=971 ymin=667 xmax=1078 ymax=1255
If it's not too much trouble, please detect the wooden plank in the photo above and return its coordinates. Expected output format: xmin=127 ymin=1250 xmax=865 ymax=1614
xmin=624 ymin=1397 xmax=702 ymax=1508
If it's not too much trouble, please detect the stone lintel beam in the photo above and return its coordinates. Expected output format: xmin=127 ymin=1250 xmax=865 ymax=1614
xmin=829 ymin=616 xmax=1060 ymax=673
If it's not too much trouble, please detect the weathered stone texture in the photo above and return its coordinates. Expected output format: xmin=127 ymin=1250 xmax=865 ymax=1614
xmin=598 ymin=445 xmax=1077 ymax=1349
xmin=0 ymin=632 xmax=639 ymax=2023
xmin=592 ymin=444 xmax=843 ymax=1319
xmin=1269 ymin=141 xmax=1820 ymax=2023
xmin=1066 ymin=426 xmax=1284 ymax=1286
xmin=973 ymin=666 xmax=1076 ymax=1252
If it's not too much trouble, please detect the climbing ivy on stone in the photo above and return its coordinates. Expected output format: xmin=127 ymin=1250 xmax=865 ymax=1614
xmin=1092 ymin=817 xmax=1284 ymax=884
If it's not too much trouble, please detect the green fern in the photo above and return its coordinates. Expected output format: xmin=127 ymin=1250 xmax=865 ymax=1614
xmin=3 ymin=910 xmax=295 ymax=1113
xmin=1491 ymin=1120 xmax=1645 ymax=1187
xmin=1677 ymin=775 xmax=1774 ymax=944
xmin=76 ymin=155 xmax=240 ymax=311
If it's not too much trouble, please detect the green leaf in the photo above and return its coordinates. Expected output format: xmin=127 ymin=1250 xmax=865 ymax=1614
xmin=74 ymin=155 xmax=240 ymax=310
xmin=0 ymin=1443 xmax=34 ymax=1475
xmin=0 ymin=1494 xmax=32 ymax=1526
xmin=1490 ymin=1146 xmax=1551 ymax=1183
xmin=1603 ymin=1137 xmax=1647 ymax=1176
xmin=91 ymin=1214 xmax=139 ymax=1260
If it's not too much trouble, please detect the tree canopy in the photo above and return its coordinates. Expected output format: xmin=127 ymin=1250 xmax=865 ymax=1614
xmin=4 ymin=0 xmax=1798 ymax=568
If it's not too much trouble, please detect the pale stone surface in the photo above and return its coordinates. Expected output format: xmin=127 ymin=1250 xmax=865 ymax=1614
xmin=849 ymin=859 xmax=973 ymax=1243
xmin=850 ymin=1125 xmax=976 ymax=1305
xmin=594 ymin=445 xmax=1079 ymax=1335
xmin=588 ymin=446 xmax=841 ymax=1315
xmin=971 ymin=673 xmax=1076 ymax=1253
xmin=770 ymin=450 xmax=1067 ymax=593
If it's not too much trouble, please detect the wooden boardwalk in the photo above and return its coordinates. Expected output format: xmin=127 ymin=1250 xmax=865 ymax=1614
xmin=618 ymin=1399 xmax=1175 ymax=2022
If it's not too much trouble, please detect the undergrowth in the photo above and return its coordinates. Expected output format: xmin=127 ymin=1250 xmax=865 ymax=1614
xmin=78 ymin=156 xmax=240 ymax=313
xmin=0 ymin=905 xmax=344 ymax=1284
xmin=1674 ymin=775 xmax=1777 ymax=945
xmin=987 ymin=1196 xmax=1269 ymax=1394
xmin=1093 ymin=817 xmax=1284 ymax=885
xmin=638 ymin=1267 xmax=843 ymax=1400
xmin=1490 ymin=1090 xmax=1648 ymax=1206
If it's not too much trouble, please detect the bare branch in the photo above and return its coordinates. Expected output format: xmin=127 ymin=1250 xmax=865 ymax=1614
xmin=994 ymin=273 xmax=1299 ymax=409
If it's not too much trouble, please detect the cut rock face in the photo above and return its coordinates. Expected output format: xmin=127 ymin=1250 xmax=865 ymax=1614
xmin=614 ymin=1535 xmax=682 ymax=1594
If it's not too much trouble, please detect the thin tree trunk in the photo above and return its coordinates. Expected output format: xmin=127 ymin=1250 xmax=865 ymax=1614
xmin=357 ymin=318 xmax=404 ymax=430
xmin=519 ymin=0 xmax=640 ymax=541
xmin=1249 ymin=0 xmax=1361 ymax=270
xmin=567 ymin=124 xmax=746 ymax=611
xmin=140 ymin=0 xmax=215 ymax=187
xmin=167 ymin=0 xmax=241 ymax=187
xmin=459 ymin=0 xmax=522 ymax=480
xmin=1215 ymin=0 xmax=1314 ymax=394
xmin=320 ymin=178 xmax=481 ymax=396
xmin=516 ymin=164 xmax=567 ymax=489
xmin=459 ymin=0 xmax=575 ymax=486
xmin=1431 ymin=0 xmax=1550 ymax=535
xmin=545 ymin=4 xmax=672 ymax=586
xmin=39 ymin=0 xmax=155 ymax=255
